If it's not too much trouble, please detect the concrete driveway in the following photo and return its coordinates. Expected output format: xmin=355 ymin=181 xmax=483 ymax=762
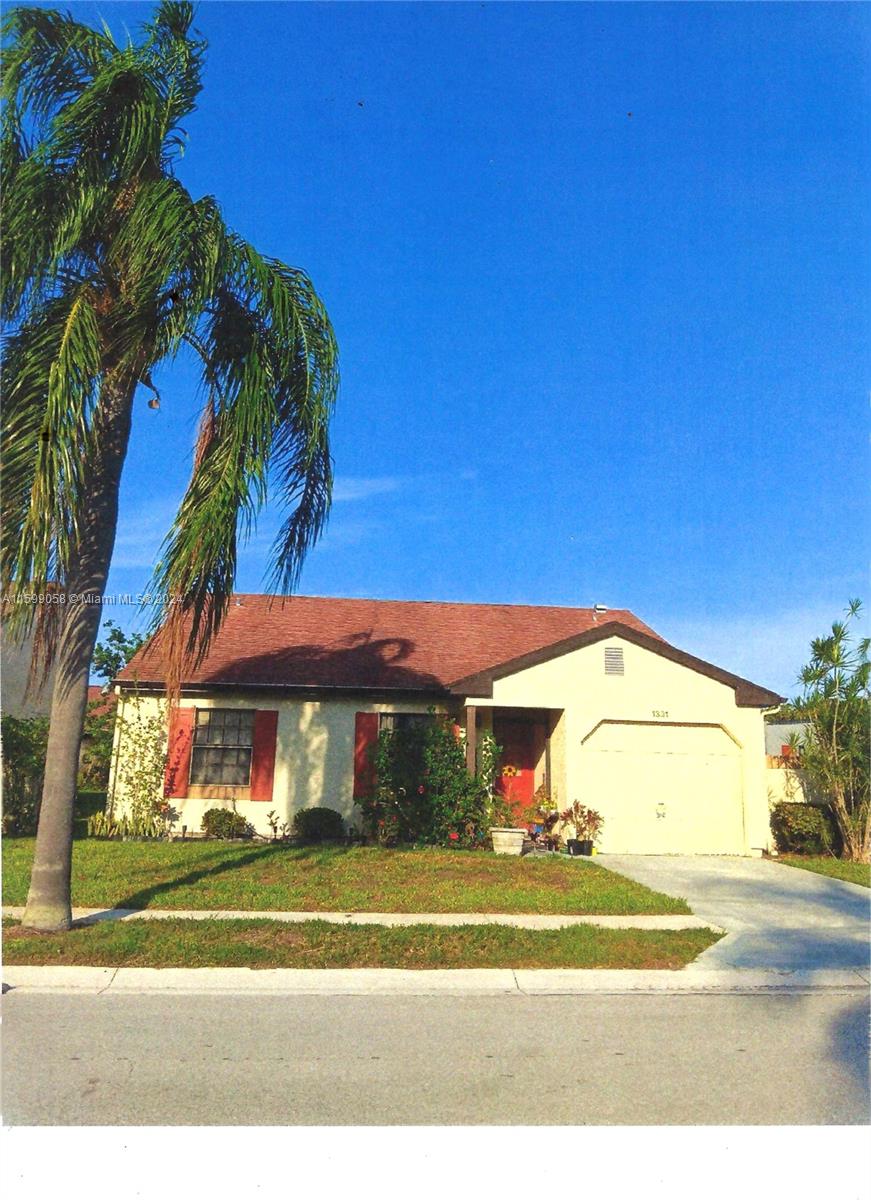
xmin=598 ymin=855 xmax=871 ymax=970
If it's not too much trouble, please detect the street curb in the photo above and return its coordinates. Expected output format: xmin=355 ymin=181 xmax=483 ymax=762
xmin=1 ymin=906 xmax=715 ymax=931
xmin=3 ymin=965 xmax=869 ymax=997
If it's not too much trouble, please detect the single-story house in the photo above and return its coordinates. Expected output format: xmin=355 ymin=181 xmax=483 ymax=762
xmin=109 ymin=594 xmax=783 ymax=855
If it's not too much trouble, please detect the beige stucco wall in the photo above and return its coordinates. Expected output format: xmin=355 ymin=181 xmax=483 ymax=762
xmin=108 ymin=691 xmax=451 ymax=838
xmin=766 ymin=761 xmax=819 ymax=807
xmin=109 ymin=634 xmax=772 ymax=853
xmin=463 ymin=634 xmax=772 ymax=855
xmin=546 ymin=710 xmax=567 ymax=811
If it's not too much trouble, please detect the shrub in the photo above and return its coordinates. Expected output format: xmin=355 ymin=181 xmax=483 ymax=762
xmin=88 ymin=809 xmax=167 ymax=839
xmin=784 ymin=601 xmax=869 ymax=862
xmin=770 ymin=802 xmax=840 ymax=856
xmin=358 ymin=715 xmax=501 ymax=848
xmin=74 ymin=790 xmax=108 ymax=839
xmin=292 ymin=806 xmax=345 ymax=843
xmin=1 ymin=715 xmax=49 ymax=834
xmin=201 ymin=807 xmax=254 ymax=839
xmin=78 ymin=700 xmax=116 ymax=790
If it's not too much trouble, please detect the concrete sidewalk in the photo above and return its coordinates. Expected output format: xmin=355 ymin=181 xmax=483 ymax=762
xmin=598 ymin=854 xmax=871 ymax=970
xmin=4 ymin=963 xmax=869 ymax=996
xmin=1 ymin=905 xmax=717 ymax=931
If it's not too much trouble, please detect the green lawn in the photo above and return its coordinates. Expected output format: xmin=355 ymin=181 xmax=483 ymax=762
xmin=1 ymin=917 xmax=718 ymax=969
xmin=776 ymin=855 xmax=870 ymax=888
xmin=1 ymin=839 xmax=690 ymax=915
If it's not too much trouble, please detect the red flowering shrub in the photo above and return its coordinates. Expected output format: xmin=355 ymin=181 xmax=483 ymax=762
xmin=357 ymin=713 xmax=499 ymax=848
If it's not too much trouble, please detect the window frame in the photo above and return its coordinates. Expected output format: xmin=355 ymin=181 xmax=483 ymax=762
xmin=189 ymin=708 xmax=256 ymax=788
xmin=378 ymin=712 xmax=439 ymax=734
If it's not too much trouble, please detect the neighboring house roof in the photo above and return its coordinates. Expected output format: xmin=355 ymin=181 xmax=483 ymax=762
xmin=86 ymin=684 xmax=117 ymax=718
xmin=118 ymin=594 xmax=782 ymax=708
xmin=118 ymin=595 xmax=659 ymax=692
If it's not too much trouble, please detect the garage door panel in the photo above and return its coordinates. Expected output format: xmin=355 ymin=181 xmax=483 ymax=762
xmin=581 ymin=723 xmax=745 ymax=855
xmin=584 ymin=722 xmax=738 ymax=756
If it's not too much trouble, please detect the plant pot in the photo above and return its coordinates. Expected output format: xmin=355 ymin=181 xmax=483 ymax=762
xmin=566 ymin=838 xmax=583 ymax=856
xmin=490 ymin=827 xmax=526 ymax=855
xmin=579 ymin=839 xmax=594 ymax=856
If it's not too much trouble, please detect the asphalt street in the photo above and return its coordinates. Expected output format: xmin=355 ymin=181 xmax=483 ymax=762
xmin=3 ymin=989 xmax=868 ymax=1125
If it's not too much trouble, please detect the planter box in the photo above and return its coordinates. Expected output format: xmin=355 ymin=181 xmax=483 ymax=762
xmin=490 ymin=827 xmax=526 ymax=855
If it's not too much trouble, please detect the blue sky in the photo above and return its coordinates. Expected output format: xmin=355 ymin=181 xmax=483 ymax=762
xmin=38 ymin=1 xmax=870 ymax=694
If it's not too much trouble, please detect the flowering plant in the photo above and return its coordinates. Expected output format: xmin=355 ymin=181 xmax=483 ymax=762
xmin=359 ymin=711 xmax=496 ymax=848
xmin=501 ymin=764 xmax=520 ymax=778
xmin=559 ymin=801 xmax=604 ymax=842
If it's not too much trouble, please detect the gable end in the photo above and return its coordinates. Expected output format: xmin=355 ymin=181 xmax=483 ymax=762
xmin=448 ymin=621 xmax=783 ymax=708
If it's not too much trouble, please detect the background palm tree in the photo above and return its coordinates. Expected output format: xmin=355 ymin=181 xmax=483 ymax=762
xmin=1 ymin=2 xmax=339 ymax=930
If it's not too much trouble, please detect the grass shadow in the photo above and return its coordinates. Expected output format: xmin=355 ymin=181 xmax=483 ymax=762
xmin=113 ymin=841 xmax=357 ymax=911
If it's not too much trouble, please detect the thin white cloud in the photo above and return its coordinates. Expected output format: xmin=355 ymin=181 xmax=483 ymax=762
xmin=332 ymin=476 xmax=403 ymax=503
xmin=111 ymin=500 xmax=182 ymax=569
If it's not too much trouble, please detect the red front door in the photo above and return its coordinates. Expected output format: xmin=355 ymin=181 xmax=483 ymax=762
xmin=494 ymin=718 xmax=537 ymax=823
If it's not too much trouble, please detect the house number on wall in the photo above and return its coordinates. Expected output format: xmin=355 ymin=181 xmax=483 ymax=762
xmin=651 ymin=710 xmax=669 ymax=719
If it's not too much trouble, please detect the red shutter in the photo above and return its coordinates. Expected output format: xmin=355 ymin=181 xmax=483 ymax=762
xmin=250 ymin=710 xmax=279 ymax=801
xmin=164 ymin=708 xmax=194 ymax=798
xmin=353 ymin=712 xmax=379 ymax=798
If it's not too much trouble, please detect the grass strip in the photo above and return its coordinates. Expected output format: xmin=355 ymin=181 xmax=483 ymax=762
xmin=1 ymin=918 xmax=720 ymax=970
xmin=1 ymin=840 xmax=690 ymax=915
xmin=775 ymin=855 xmax=870 ymax=888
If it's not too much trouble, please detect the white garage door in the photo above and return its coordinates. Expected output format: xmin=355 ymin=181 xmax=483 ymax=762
xmin=580 ymin=722 xmax=745 ymax=855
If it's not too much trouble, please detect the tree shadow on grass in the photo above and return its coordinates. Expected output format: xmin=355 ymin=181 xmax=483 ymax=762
xmin=112 ymin=841 xmax=357 ymax=912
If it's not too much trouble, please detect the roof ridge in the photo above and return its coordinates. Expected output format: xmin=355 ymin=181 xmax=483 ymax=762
xmin=230 ymin=593 xmax=635 ymax=613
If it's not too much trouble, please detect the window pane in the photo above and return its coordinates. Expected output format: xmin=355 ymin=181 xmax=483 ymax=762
xmin=192 ymin=709 xmax=256 ymax=747
xmin=189 ymin=748 xmax=207 ymax=783
xmin=194 ymin=711 xmax=209 ymax=745
xmin=189 ymin=743 xmax=252 ymax=786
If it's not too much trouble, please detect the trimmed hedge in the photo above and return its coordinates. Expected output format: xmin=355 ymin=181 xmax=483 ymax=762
xmin=770 ymin=802 xmax=840 ymax=856
xmin=201 ymin=808 xmax=254 ymax=840
xmin=291 ymin=806 xmax=345 ymax=843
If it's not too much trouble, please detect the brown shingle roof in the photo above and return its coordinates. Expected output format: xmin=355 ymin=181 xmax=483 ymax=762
xmin=118 ymin=595 xmax=660 ymax=693
xmin=118 ymin=594 xmax=782 ymax=708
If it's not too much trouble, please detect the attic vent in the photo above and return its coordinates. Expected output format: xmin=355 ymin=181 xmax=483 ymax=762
xmin=604 ymin=647 xmax=624 ymax=676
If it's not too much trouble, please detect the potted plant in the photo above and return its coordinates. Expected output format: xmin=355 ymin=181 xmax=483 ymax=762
xmin=523 ymin=785 xmax=560 ymax=852
xmin=560 ymin=801 xmax=604 ymax=856
xmin=490 ymin=826 xmax=526 ymax=854
xmin=489 ymin=783 xmax=526 ymax=854
xmin=579 ymin=806 xmax=604 ymax=855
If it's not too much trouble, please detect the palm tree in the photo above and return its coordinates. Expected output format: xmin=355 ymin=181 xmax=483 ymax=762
xmin=2 ymin=3 xmax=339 ymax=931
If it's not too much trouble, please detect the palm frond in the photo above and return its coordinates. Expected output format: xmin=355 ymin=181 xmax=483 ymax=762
xmin=149 ymin=235 xmax=338 ymax=680
xmin=1 ymin=288 xmax=104 ymax=631
xmin=2 ymin=1 xmax=338 ymax=697
xmin=1 ymin=7 xmax=116 ymax=128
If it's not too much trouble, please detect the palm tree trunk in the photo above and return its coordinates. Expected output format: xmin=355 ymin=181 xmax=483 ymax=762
xmin=22 ymin=374 xmax=137 ymax=931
